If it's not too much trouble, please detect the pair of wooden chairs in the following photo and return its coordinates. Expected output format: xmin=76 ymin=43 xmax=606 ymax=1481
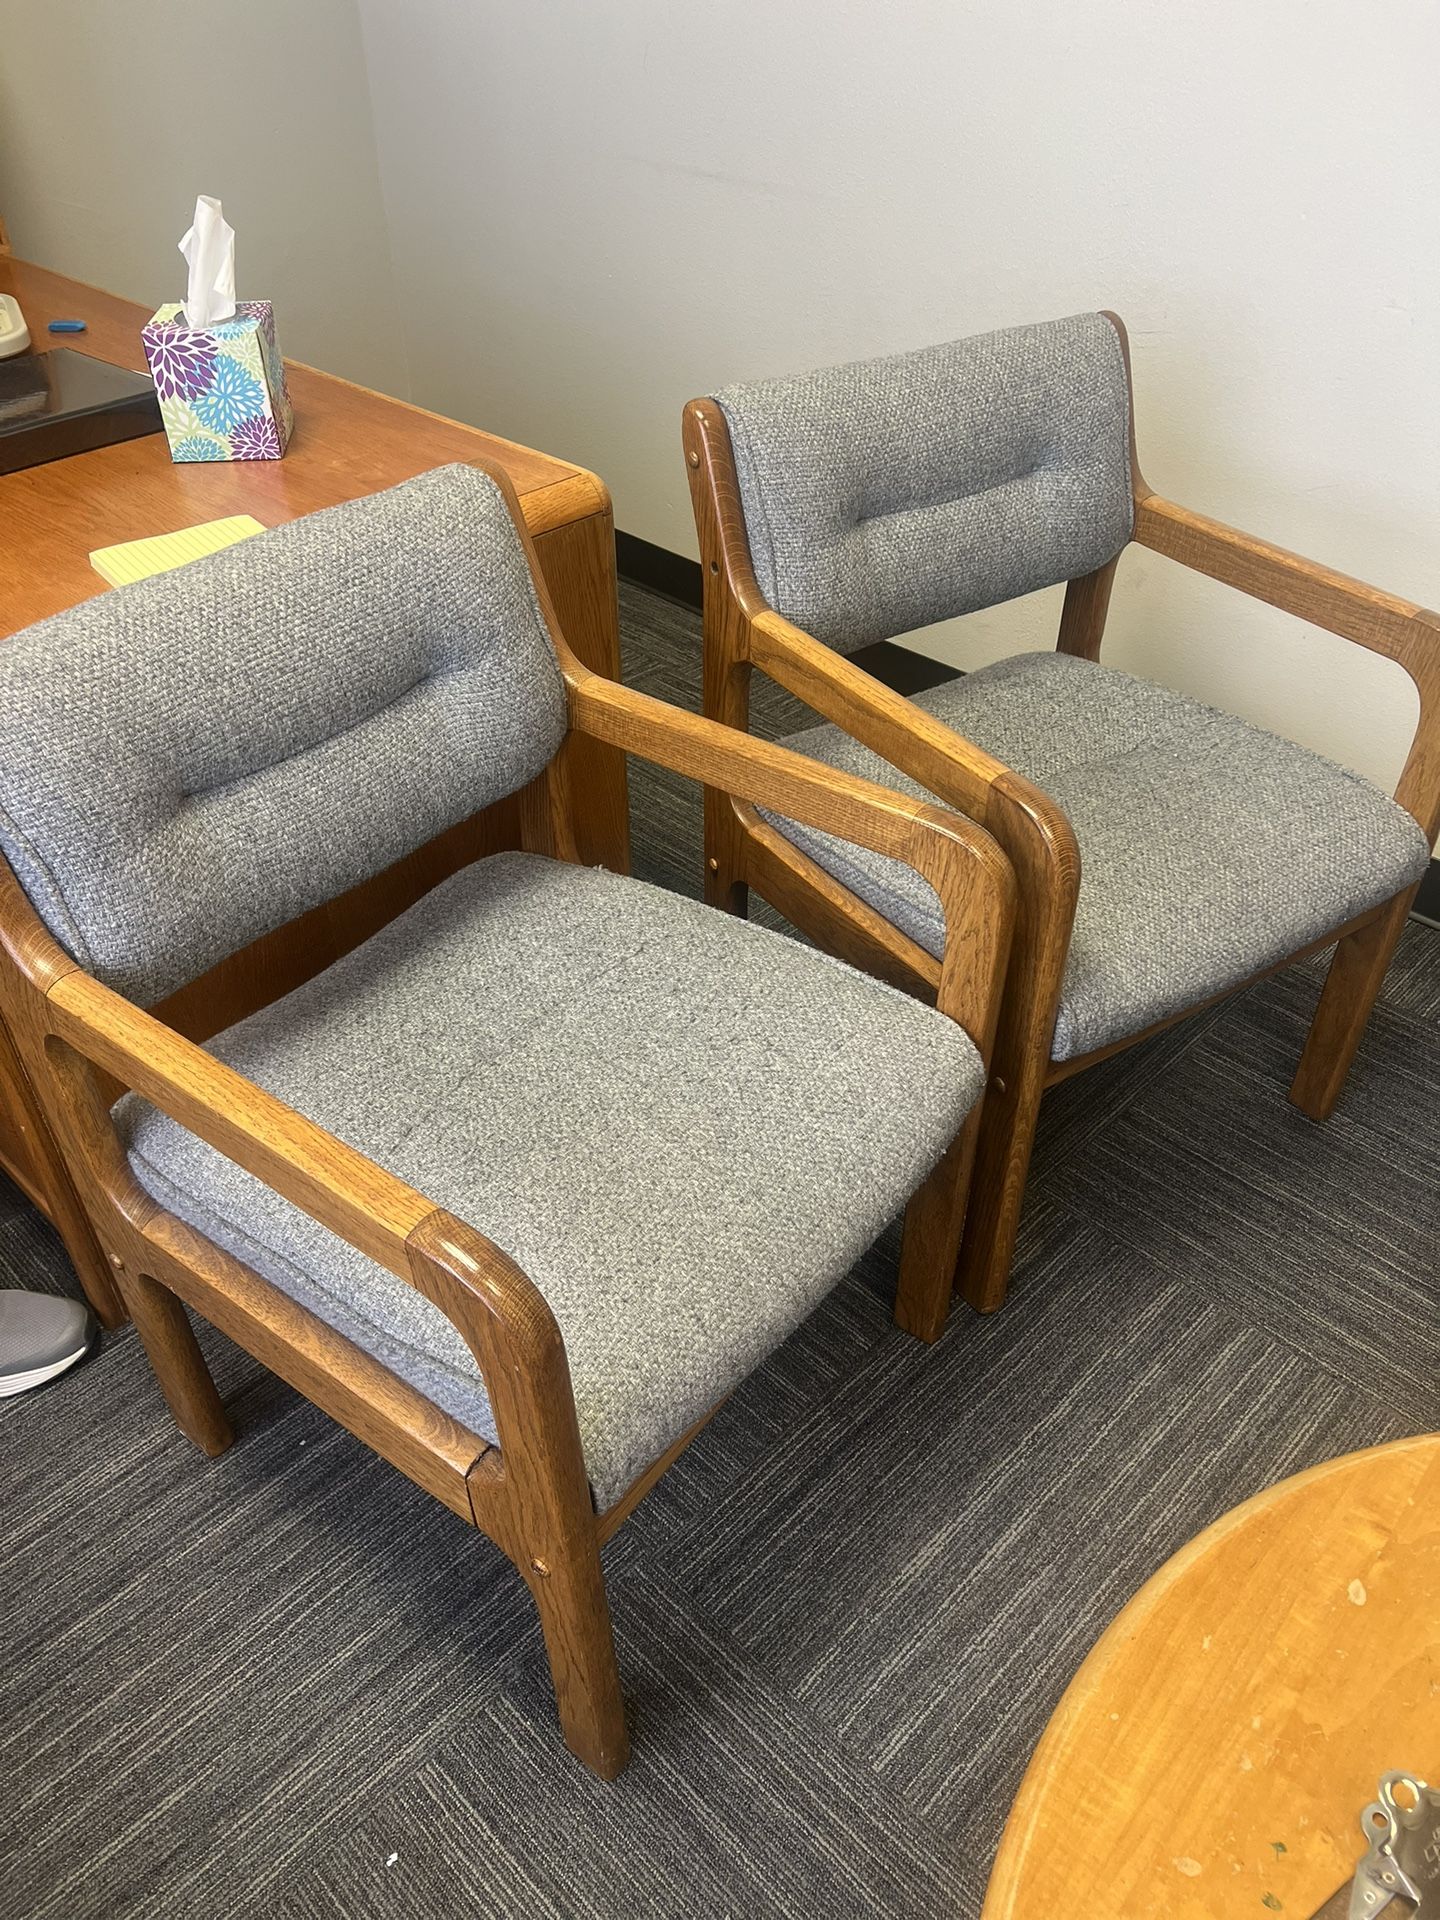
xmin=684 ymin=311 xmax=1436 ymax=1312
xmin=0 ymin=461 xmax=1014 ymax=1780
xmin=1 ymin=314 xmax=1430 ymax=1782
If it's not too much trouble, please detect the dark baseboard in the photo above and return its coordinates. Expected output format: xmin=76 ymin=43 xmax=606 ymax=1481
xmin=615 ymin=530 xmax=702 ymax=610
xmin=845 ymin=641 xmax=959 ymax=695
xmin=615 ymin=528 xmax=1439 ymax=926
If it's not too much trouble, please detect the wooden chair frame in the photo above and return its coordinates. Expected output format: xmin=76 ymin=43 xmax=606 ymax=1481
xmin=0 ymin=460 xmax=1014 ymax=1780
xmin=683 ymin=312 xmax=1440 ymax=1315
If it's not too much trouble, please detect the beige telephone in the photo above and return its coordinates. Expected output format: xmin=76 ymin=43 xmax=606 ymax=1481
xmin=0 ymin=292 xmax=31 ymax=358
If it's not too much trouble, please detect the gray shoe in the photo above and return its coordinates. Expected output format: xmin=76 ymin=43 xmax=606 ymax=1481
xmin=0 ymin=1290 xmax=95 ymax=1397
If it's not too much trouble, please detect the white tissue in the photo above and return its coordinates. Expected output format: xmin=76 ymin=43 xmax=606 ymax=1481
xmin=178 ymin=195 xmax=236 ymax=329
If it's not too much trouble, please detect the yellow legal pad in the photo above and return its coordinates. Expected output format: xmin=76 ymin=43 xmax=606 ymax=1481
xmin=89 ymin=515 xmax=267 ymax=587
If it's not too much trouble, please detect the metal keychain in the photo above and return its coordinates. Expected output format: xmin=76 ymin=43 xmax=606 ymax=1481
xmin=1347 ymin=1773 xmax=1440 ymax=1918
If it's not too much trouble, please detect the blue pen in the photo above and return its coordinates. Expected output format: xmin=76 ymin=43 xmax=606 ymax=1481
xmin=48 ymin=318 xmax=87 ymax=333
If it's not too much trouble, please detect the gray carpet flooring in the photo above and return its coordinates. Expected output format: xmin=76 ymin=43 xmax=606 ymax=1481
xmin=2 ymin=580 xmax=1437 ymax=1919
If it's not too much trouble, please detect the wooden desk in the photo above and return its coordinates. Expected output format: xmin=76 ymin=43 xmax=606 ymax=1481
xmin=0 ymin=257 xmax=630 ymax=1323
xmin=983 ymin=1434 xmax=1440 ymax=1920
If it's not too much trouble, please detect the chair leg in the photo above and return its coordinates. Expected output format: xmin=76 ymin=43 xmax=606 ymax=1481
xmin=1289 ymin=894 xmax=1414 ymax=1122
xmin=121 ymin=1268 xmax=234 ymax=1457
xmin=894 ymin=1123 xmax=979 ymax=1342
xmin=954 ymin=1047 xmax=1049 ymax=1316
xmin=525 ymin=1528 xmax=630 ymax=1780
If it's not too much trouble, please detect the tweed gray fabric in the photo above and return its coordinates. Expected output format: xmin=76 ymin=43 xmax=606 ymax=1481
xmin=762 ymin=651 xmax=1430 ymax=1061
xmin=714 ymin=314 xmax=1133 ymax=653
xmin=115 ymin=851 xmax=983 ymax=1510
xmin=2 ymin=579 xmax=1437 ymax=1920
xmin=0 ymin=464 xmax=566 ymax=1006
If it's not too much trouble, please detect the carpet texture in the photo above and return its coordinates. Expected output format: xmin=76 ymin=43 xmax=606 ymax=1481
xmin=2 ymin=579 xmax=1436 ymax=1919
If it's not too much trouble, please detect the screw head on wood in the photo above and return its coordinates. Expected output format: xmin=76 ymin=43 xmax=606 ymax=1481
xmin=530 ymin=1557 xmax=551 ymax=1578
xmin=707 ymin=858 xmax=719 ymax=873
xmin=687 ymin=449 xmax=700 ymax=468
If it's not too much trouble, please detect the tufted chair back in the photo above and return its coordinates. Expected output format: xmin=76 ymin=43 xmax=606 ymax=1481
xmin=0 ymin=463 xmax=567 ymax=1004
xmin=713 ymin=312 xmax=1133 ymax=652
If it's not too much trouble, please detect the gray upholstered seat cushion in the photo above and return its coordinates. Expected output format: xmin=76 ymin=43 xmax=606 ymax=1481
xmin=761 ymin=652 xmax=1430 ymax=1062
xmin=714 ymin=314 xmax=1133 ymax=653
xmin=116 ymin=853 xmax=984 ymax=1511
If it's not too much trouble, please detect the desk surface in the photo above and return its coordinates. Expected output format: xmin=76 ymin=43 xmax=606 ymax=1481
xmin=0 ymin=256 xmax=607 ymax=634
xmin=0 ymin=255 xmax=627 ymax=1300
xmin=982 ymin=1433 xmax=1440 ymax=1920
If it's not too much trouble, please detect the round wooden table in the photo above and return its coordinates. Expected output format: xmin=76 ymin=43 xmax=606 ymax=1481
xmin=983 ymin=1434 xmax=1440 ymax=1919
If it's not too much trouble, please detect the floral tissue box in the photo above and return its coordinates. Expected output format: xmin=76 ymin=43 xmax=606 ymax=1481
xmin=141 ymin=300 xmax=294 ymax=462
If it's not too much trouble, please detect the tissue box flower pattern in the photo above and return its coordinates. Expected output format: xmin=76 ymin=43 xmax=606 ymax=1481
xmin=142 ymin=300 xmax=293 ymax=462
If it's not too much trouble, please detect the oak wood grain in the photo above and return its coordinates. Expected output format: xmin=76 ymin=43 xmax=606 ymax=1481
xmin=115 ymin=1265 xmax=235 ymax=1458
xmin=530 ymin=508 xmax=632 ymax=871
xmin=410 ymin=1212 xmax=629 ymax=1778
xmin=139 ymin=1209 xmax=490 ymax=1522
xmin=1044 ymin=904 xmax=1387 ymax=1086
xmin=741 ymin=806 xmax=945 ymax=999
xmin=1134 ymin=494 xmax=1440 ymax=843
xmin=982 ymin=1434 xmax=1440 ymax=1920
xmin=0 ymin=998 xmax=122 ymax=1322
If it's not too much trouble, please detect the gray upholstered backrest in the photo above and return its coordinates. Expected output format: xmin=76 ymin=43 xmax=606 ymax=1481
xmin=0 ymin=463 xmax=568 ymax=1004
xmin=714 ymin=313 xmax=1134 ymax=652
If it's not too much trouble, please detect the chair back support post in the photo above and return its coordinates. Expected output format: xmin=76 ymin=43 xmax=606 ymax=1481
xmin=1056 ymin=559 xmax=1121 ymax=663
xmin=1055 ymin=313 xmax=1139 ymax=663
xmin=1397 ymin=619 xmax=1440 ymax=842
xmin=518 ymin=750 xmax=582 ymax=863
xmin=684 ymin=401 xmax=762 ymax=914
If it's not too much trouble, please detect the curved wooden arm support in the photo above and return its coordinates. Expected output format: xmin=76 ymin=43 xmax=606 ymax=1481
xmin=565 ymin=661 xmax=1016 ymax=1044
xmin=1135 ymin=493 xmax=1440 ymax=841
xmin=0 ymin=857 xmax=628 ymax=1775
xmin=44 ymin=970 xmax=577 ymax=1443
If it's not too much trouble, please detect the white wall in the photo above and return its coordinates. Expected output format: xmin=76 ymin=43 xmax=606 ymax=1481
xmin=356 ymin=0 xmax=1438 ymax=806
xmin=3 ymin=1 xmax=1434 ymax=811
xmin=0 ymin=0 xmax=407 ymax=393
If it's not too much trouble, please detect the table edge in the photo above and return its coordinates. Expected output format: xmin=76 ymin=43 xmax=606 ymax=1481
xmin=1 ymin=255 xmax=613 ymax=525
xmin=981 ymin=1431 xmax=1439 ymax=1920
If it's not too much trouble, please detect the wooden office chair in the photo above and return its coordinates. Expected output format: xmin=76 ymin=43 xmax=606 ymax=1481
xmin=0 ymin=461 xmax=1014 ymax=1779
xmin=684 ymin=313 xmax=1436 ymax=1314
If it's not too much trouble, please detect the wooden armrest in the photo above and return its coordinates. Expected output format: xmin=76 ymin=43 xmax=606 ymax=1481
xmin=1135 ymin=494 xmax=1440 ymax=837
xmin=748 ymin=610 xmax=1012 ymax=824
xmin=50 ymin=970 xmax=430 ymax=1266
xmin=564 ymin=662 xmax=1016 ymax=997
xmin=739 ymin=610 xmax=1080 ymax=938
xmin=1134 ymin=494 xmax=1438 ymax=676
xmin=44 ymin=970 xmax=544 ymax=1374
